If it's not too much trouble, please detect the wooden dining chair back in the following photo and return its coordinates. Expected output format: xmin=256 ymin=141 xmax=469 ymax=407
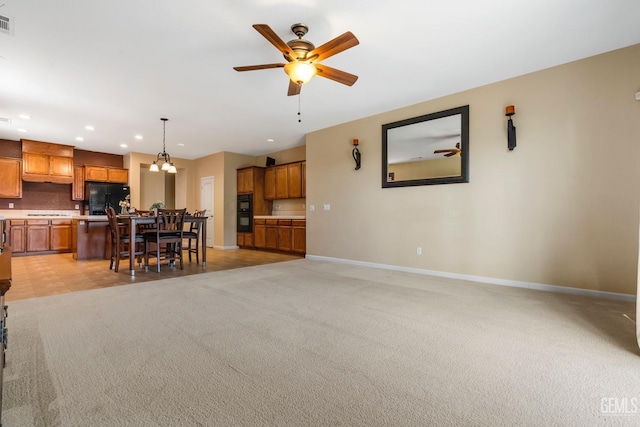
xmin=106 ymin=207 xmax=145 ymax=272
xmin=183 ymin=209 xmax=205 ymax=263
xmin=144 ymin=208 xmax=187 ymax=272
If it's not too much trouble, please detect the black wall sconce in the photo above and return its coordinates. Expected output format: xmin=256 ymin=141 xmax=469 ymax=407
xmin=506 ymin=105 xmax=516 ymax=151
xmin=352 ymin=139 xmax=361 ymax=170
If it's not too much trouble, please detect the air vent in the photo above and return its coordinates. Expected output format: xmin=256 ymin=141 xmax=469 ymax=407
xmin=0 ymin=14 xmax=14 ymax=36
xmin=0 ymin=117 xmax=11 ymax=124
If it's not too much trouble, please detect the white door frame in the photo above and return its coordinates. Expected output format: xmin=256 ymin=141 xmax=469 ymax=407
xmin=200 ymin=176 xmax=214 ymax=247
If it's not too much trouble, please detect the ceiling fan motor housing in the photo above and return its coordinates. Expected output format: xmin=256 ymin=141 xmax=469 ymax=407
xmin=286 ymin=38 xmax=315 ymax=60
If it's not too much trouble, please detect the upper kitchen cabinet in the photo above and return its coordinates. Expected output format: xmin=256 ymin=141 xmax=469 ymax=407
xmin=0 ymin=156 xmax=22 ymax=198
xmin=22 ymin=140 xmax=74 ymax=184
xmin=237 ymin=167 xmax=255 ymax=194
xmin=264 ymin=161 xmax=306 ymax=200
xmin=84 ymin=165 xmax=128 ymax=183
xmin=72 ymin=165 xmax=85 ymax=201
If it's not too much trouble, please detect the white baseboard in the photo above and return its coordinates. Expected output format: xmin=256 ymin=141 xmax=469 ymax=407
xmin=213 ymin=245 xmax=238 ymax=250
xmin=305 ymin=255 xmax=635 ymax=303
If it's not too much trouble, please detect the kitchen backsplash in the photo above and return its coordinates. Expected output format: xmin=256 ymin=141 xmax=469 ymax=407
xmin=271 ymin=198 xmax=306 ymax=216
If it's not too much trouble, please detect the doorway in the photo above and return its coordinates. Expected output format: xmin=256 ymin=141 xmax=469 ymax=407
xmin=201 ymin=176 xmax=214 ymax=247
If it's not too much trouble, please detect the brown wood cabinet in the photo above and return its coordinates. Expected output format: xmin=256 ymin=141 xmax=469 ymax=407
xmin=0 ymin=157 xmax=22 ymax=198
xmin=237 ymin=167 xmax=254 ymax=194
xmin=21 ymin=140 xmax=74 ymax=184
xmin=264 ymin=167 xmax=276 ymax=200
xmin=292 ymin=219 xmax=306 ymax=254
xmin=84 ymin=165 xmax=128 ymax=183
xmin=8 ymin=218 xmax=72 ymax=255
xmin=264 ymin=161 xmax=306 ymax=200
xmin=265 ymin=219 xmax=279 ymax=250
xmin=237 ymin=232 xmax=254 ymax=248
xmin=254 ymin=218 xmax=305 ymax=254
xmin=275 ymin=165 xmax=289 ymax=199
xmin=8 ymin=220 xmax=26 ymax=253
xmin=254 ymin=219 xmax=266 ymax=248
xmin=277 ymin=219 xmax=292 ymax=252
xmin=72 ymin=165 xmax=85 ymax=200
xmin=301 ymin=162 xmax=306 ymax=198
xmin=26 ymin=220 xmax=50 ymax=252
xmin=50 ymin=219 xmax=72 ymax=251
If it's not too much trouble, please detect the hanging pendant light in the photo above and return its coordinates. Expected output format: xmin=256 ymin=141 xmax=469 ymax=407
xmin=150 ymin=118 xmax=176 ymax=173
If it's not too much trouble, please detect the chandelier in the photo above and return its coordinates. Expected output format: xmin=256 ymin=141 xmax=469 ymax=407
xmin=149 ymin=118 xmax=177 ymax=173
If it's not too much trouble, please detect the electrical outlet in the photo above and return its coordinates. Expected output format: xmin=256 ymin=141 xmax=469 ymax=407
xmin=75 ymin=204 xmax=80 ymax=209
xmin=309 ymin=205 xmax=315 ymax=211
xmin=416 ymin=247 xmax=422 ymax=255
xmin=323 ymin=204 xmax=331 ymax=211
xmin=8 ymin=203 xmax=14 ymax=209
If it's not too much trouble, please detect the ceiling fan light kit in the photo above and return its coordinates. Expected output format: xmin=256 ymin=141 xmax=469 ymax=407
xmin=234 ymin=23 xmax=359 ymax=96
xmin=284 ymin=61 xmax=317 ymax=84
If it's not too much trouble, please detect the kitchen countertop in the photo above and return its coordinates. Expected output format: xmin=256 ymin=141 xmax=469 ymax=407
xmin=2 ymin=215 xmax=77 ymax=220
xmin=253 ymin=215 xmax=306 ymax=220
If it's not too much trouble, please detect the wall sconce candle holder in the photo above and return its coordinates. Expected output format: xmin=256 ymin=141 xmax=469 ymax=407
xmin=506 ymin=105 xmax=516 ymax=151
xmin=352 ymin=139 xmax=361 ymax=170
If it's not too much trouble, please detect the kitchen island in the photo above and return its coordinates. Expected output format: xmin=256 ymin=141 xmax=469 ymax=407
xmin=72 ymin=215 xmax=109 ymax=260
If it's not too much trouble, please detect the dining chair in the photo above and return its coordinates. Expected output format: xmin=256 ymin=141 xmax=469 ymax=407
xmin=106 ymin=207 xmax=145 ymax=273
xmin=183 ymin=209 xmax=205 ymax=264
xmin=144 ymin=208 xmax=187 ymax=272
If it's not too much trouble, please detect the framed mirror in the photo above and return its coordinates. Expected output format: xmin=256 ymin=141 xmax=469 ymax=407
xmin=382 ymin=105 xmax=469 ymax=188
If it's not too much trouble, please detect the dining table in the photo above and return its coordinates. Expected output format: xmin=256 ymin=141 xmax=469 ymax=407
xmin=117 ymin=214 xmax=208 ymax=276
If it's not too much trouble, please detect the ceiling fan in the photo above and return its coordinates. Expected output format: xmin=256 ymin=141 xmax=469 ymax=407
xmin=233 ymin=23 xmax=359 ymax=96
xmin=434 ymin=142 xmax=461 ymax=157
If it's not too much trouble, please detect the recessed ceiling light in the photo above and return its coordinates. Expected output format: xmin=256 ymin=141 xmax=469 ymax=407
xmin=120 ymin=143 xmax=128 ymax=148
xmin=266 ymin=138 xmax=275 ymax=142
xmin=134 ymin=135 xmax=143 ymax=140
xmin=17 ymin=128 xmax=28 ymax=132
xmin=19 ymin=114 xmax=31 ymax=120
xmin=75 ymin=137 xmax=84 ymax=141
xmin=177 ymin=143 xmax=184 ymax=146
xmin=85 ymin=125 xmax=94 ymax=131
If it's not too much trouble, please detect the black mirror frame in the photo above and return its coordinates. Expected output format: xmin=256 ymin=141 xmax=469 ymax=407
xmin=382 ymin=105 xmax=469 ymax=188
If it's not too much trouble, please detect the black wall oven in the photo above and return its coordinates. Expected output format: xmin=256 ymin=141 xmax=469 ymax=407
xmin=237 ymin=194 xmax=253 ymax=233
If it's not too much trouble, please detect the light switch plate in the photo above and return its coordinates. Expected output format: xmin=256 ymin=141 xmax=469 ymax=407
xmin=323 ymin=204 xmax=331 ymax=211
xmin=309 ymin=205 xmax=315 ymax=211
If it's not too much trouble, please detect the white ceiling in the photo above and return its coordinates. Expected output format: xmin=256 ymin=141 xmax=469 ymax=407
xmin=0 ymin=1 xmax=638 ymax=160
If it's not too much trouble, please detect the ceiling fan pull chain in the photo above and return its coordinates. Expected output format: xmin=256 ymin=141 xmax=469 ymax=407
xmin=298 ymin=93 xmax=302 ymax=123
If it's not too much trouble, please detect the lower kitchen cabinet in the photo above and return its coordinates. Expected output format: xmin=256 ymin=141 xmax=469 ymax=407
xmin=277 ymin=220 xmax=292 ymax=252
xmin=26 ymin=220 xmax=50 ymax=252
xmin=237 ymin=232 xmax=254 ymax=248
xmin=9 ymin=219 xmax=72 ymax=255
xmin=254 ymin=220 xmax=266 ymax=248
xmin=292 ymin=220 xmax=306 ymax=254
xmin=9 ymin=220 xmax=26 ymax=253
xmin=265 ymin=219 xmax=279 ymax=250
xmin=253 ymin=218 xmax=305 ymax=254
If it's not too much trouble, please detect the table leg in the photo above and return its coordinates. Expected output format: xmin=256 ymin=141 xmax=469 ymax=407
xmin=201 ymin=219 xmax=206 ymax=268
xmin=129 ymin=217 xmax=136 ymax=276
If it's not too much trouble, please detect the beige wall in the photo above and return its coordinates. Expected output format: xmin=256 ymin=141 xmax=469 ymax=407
xmin=306 ymin=44 xmax=640 ymax=295
xmin=255 ymin=145 xmax=306 ymax=166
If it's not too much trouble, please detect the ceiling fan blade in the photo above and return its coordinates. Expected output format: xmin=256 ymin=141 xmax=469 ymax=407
xmin=308 ymin=32 xmax=359 ymax=62
xmin=315 ymin=64 xmax=358 ymax=86
xmin=233 ymin=63 xmax=285 ymax=72
xmin=434 ymin=149 xmax=455 ymax=154
xmin=444 ymin=152 xmax=457 ymax=157
xmin=287 ymin=80 xmax=302 ymax=96
xmin=253 ymin=24 xmax=296 ymax=61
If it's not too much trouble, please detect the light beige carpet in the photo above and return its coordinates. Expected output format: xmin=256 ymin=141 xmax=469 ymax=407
xmin=2 ymin=259 xmax=639 ymax=426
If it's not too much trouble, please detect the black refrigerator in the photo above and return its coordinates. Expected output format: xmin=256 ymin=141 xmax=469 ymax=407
xmin=85 ymin=183 xmax=130 ymax=215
